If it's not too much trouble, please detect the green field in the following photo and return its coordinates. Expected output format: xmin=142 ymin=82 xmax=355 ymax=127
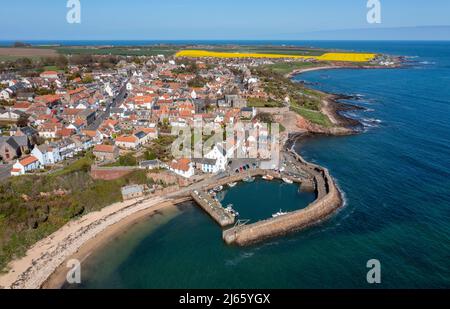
xmin=247 ymin=98 xmax=284 ymax=108
xmin=264 ymin=61 xmax=325 ymax=75
xmin=55 ymin=46 xmax=181 ymax=57
xmin=290 ymin=105 xmax=333 ymax=127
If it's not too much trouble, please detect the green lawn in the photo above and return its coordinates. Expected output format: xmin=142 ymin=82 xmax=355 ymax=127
xmin=247 ymin=98 xmax=284 ymax=108
xmin=290 ymin=105 xmax=333 ymax=128
xmin=264 ymin=61 xmax=324 ymax=75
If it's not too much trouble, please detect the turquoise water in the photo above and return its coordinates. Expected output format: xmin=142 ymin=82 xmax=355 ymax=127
xmin=220 ymin=179 xmax=316 ymax=222
xmin=69 ymin=42 xmax=450 ymax=289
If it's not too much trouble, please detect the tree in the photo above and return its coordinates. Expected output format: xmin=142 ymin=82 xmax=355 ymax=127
xmin=145 ymin=151 xmax=157 ymax=161
xmin=13 ymin=41 xmax=31 ymax=48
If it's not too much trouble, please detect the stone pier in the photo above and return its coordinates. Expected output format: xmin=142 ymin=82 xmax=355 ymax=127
xmin=222 ymin=150 xmax=343 ymax=246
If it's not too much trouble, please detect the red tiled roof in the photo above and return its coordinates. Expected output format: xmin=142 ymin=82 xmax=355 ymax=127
xmin=94 ymin=144 xmax=116 ymax=153
xmin=116 ymin=136 xmax=137 ymax=143
xmin=19 ymin=156 xmax=39 ymax=166
xmin=170 ymin=158 xmax=191 ymax=172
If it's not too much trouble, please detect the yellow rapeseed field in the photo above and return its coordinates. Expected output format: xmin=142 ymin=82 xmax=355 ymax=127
xmin=175 ymin=50 xmax=377 ymax=62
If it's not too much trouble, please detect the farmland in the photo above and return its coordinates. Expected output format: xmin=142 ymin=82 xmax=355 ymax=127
xmin=176 ymin=50 xmax=377 ymax=62
xmin=0 ymin=48 xmax=58 ymax=61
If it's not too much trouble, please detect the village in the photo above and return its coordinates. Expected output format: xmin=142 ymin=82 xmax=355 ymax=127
xmin=0 ymin=52 xmax=295 ymax=188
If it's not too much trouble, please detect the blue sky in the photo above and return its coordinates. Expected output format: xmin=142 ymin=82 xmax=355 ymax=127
xmin=1 ymin=0 xmax=450 ymax=40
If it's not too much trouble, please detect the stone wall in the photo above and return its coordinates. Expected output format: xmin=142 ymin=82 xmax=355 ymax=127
xmin=90 ymin=166 xmax=137 ymax=180
xmin=222 ymin=151 xmax=343 ymax=246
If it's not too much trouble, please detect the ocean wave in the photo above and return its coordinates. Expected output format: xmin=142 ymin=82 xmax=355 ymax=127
xmin=225 ymin=251 xmax=255 ymax=266
xmin=419 ymin=61 xmax=436 ymax=65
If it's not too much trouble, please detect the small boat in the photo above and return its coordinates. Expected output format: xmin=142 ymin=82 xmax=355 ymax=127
xmin=262 ymin=175 xmax=274 ymax=181
xmin=282 ymin=177 xmax=294 ymax=184
xmin=243 ymin=176 xmax=255 ymax=183
xmin=272 ymin=210 xmax=288 ymax=218
xmin=228 ymin=182 xmax=237 ymax=188
xmin=213 ymin=185 xmax=224 ymax=192
xmin=225 ymin=204 xmax=239 ymax=217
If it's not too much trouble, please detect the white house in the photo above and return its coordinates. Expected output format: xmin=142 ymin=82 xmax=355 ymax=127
xmin=31 ymin=144 xmax=62 ymax=166
xmin=115 ymin=135 xmax=139 ymax=149
xmin=11 ymin=155 xmax=42 ymax=176
xmin=193 ymin=158 xmax=220 ymax=174
xmin=0 ymin=110 xmax=21 ymax=122
xmin=0 ymin=89 xmax=11 ymax=100
xmin=169 ymin=158 xmax=195 ymax=178
xmin=126 ymin=82 xmax=133 ymax=91
xmin=57 ymin=138 xmax=77 ymax=160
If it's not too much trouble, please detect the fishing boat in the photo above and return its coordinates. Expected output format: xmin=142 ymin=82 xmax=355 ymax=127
xmin=262 ymin=175 xmax=274 ymax=181
xmin=272 ymin=210 xmax=288 ymax=218
xmin=213 ymin=185 xmax=224 ymax=192
xmin=225 ymin=204 xmax=239 ymax=217
xmin=282 ymin=177 xmax=293 ymax=184
xmin=243 ymin=176 xmax=255 ymax=183
xmin=227 ymin=182 xmax=237 ymax=188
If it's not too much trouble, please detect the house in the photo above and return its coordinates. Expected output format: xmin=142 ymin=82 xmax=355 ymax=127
xmin=81 ymin=129 xmax=103 ymax=144
xmin=192 ymin=158 xmax=219 ymax=174
xmin=0 ymin=137 xmax=22 ymax=162
xmin=11 ymin=155 xmax=42 ymax=176
xmin=31 ymin=143 xmax=62 ymax=166
xmin=57 ymin=138 xmax=77 ymax=160
xmin=0 ymin=110 xmax=21 ymax=122
xmin=77 ymin=109 xmax=96 ymax=126
xmin=12 ymin=102 xmax=32 ymax=112
xmin=40 ymin=71 xmax=59 ymax=79
xmin=240 ymin=107 xmax=255 ymax=119
xmin=93 ymin=144 xmax=119 ymax=161
xmin=115 ymin=135 xmax=139 ymax=149
xmin=225 ymin=95 xmax=247 ymax=108
xmin=134 ymin=131 xmax=150 ymax=145
xmin=169 ymin=158 xmax=195 ymax=178
xmin=204 ymin=144 xmax=231 ymax=172
xmin=121 ymin=185 xmax=144 ymax=201
xmin=12 ymin=126 xmax=38 ymax=144
xmin=39 ymin=122 xmax=62 ymax=139
xmin=139 ymin=159 xmax=161 ymax=170
xmin=0 ymin=89 xmax=11 ymax=100
xmin=72 ymin=135 xmax=93 ymax=152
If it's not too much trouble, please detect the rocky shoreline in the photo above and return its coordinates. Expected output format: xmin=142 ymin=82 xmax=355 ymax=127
xmin=287 ymin=63 xmax=401 ymax=136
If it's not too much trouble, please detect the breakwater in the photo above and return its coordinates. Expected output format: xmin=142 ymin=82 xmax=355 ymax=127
xmin=222 ymin=150 xmax=342 ymax=246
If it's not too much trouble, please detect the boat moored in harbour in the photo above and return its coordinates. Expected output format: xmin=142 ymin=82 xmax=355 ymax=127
xmin=225 ymin=204 xmax=239 ymax=217
xmin=243 ymin=176 xmax=256 ymax=183
xmin=282 ymin=177 xmax=294 ymax=184
xmin=213 ymin=185 xmax=224 ymax=192
xmin=272 ymin=210 xmax=288 ymax=218
xmin=227 ymin=182 xmax=237 ymax=188
xmin=262 ymin=175 xmax=274 ymax=181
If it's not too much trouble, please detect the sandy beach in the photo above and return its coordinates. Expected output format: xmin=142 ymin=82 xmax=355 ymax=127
xmin=0 ymin=195 xmax=187 ymax=289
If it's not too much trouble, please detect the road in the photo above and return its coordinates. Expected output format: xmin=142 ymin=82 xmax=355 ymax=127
xmin=87 ymin=80 xmax=128 ymax=130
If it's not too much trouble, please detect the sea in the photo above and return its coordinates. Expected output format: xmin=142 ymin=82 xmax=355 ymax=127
xmin=55 ymin=41 xmax=450 ymax=289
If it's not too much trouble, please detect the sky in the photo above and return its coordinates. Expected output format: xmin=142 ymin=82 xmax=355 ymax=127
xmin=1 ymin=0 xmax=450 ymax=40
